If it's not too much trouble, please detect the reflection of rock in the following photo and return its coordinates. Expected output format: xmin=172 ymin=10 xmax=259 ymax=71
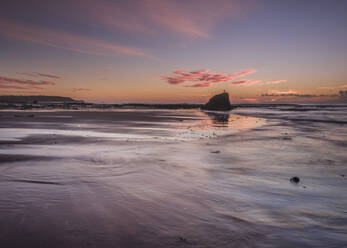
xmin=202 ymin=92 xmax=233 ymax=111
xmin=205 ymin=112 xmax=230 ymax=127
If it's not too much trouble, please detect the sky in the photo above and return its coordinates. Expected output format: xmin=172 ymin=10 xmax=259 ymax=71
xmin=0 ymin=0 xmax=347 ymax=103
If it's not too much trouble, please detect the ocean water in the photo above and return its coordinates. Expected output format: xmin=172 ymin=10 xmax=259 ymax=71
xmin=0 ymin=105 xmax=346 ymax=247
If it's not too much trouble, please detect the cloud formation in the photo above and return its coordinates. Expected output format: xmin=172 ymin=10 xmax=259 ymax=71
xmin=37 ymin=73 xmax=63 ymax=79
xmin=268 ymin=90 xmax=298 ymax=94
xmin=65 ymin=0 xmax=237 ymax=38
xmin=0 ymin=0 xmax=242 ymax=62
xmin=162 ymin=69 xmax=257 ymax=86
xmin=261 ymin=89 xmax=339 ymax=98
xmin=0 ymin=75 xmax=56 ymax=91
xmin=143 ymin=0 xmax=235 ymax=38
xmin=73 ymin=88 xmax=91 ymax=92
xmin=0 ymin=85 xmax=38 ymax=90
xmin=0 ymin=19 xmax=153 ymax=58
xmin=265 ymin=80 xmax=287 ymax=85
xmin=318 ymin=84 xmax=347 ymax=90
xmin=162 ymin=69 xmax=288 ymax=88
xmin=0 ymin=76 xmax=55 ymax=86
xmin=184 ymin=83 xmax=212 ymax=88
xmin=231 ymin=80 xmax=262 ymax=86
xmin=19 ymin=72 xmax=63 ymax=79
xmin=237 ymin=98 xmax=259 ymax=102
xmin=230 ymin=79 xmax=287 ymax=86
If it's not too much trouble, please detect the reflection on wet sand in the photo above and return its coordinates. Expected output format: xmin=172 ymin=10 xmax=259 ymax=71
xmin=204 ymin=111 xmax=230 ymax=127
xmin=0 ymin=108 xmax=346 ymax=248
xmin=193 ymin=110 xmax=266 ymax=130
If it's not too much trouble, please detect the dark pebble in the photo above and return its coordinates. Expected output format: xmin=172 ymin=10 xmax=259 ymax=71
xmin=178 ymin=237 xmax=188 ymax=244
xmin=290 ymin=176 xmax=300 ymax=184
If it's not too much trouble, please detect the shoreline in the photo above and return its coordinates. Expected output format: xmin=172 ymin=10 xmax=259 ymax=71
xmin=0 ymin=107 xmax=346 ymax=247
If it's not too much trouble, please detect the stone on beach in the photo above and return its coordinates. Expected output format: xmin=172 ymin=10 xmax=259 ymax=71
xmin=290 ymin=176 xmax=300 ymax=184
xmin=202 ymin=92 xmax=233 ymax=111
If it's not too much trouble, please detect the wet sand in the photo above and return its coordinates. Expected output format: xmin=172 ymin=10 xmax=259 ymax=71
xmin=0 ymin=107 xmax=347 ymax=247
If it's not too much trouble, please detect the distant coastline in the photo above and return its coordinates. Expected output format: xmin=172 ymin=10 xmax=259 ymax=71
xmin=0 ymin=95 xmax=203 ymax=110
xmin=1 ymin=95 xmax=347 ymax=111
xmin=0 ymin=95 xmax=77 ymax=103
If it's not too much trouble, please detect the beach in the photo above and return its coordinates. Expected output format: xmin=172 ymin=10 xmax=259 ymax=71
xmin=0 ymin=106 xmax=347 ymax=247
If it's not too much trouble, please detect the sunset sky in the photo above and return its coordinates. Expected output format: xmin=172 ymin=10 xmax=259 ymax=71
xmin=1 ymin=0 xmax=346 ymax=103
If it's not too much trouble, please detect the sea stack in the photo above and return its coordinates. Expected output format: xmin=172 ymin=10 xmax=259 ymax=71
xmin=202 ymin=92 xmax=233 ymax=111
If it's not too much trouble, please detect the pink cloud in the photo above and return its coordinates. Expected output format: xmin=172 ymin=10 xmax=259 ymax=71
xmin=174 ymin=69 xmax=188 ymax=74
xmin=163 ymin=77 xmax=187 ymax=85
xmin=184 ymin=83 xmax=212 ymax=88
xmin=0 ymin=76 xmax=55 ymax=86
xmin=268 ymin=89 xmax=298 ymax=94
xmin=261 ymin=90 xmax=333 ymax=99
xmin=318 ymin=84 xmax=347 ymax=90
xmin=19 ymin=72 xmax=63 ymax=79
xmin=0 ymin=75 xmax=56 ymax=91
xmin=230 ymin=79 xmax=287 ymax=86
xmin=144 ymin=0 xmax=212 ymax=38
xmin=230 ymin=80 xmax=262 ymax=86
xmin=0 ymin=19 xmax=154 ymax=58
xmin=230 ymin=80 xmax=246 ymax=85
xmin=0 ymin=84 xmax=42 ymax=90
xmin=162 ymin=68 xmax=257 ymax=87
xmin=72 ymin=88 xmax=91 ymax=92
xmin=265 ymin=80 xmax=287 ymax=85
xmin=37 ymin=73 xmax=63 ymax=79
xmin=260 ymin=90 xmax=340 ymax=99
xmin=7 ymin=0 xmax=241 ymax=40
xmin=19 ymin=72 xmax=39 ymax=77
xmin=238 ymin=98 xmax=259 ymax=102
xmin=232 ymin=69 xmax=257 ymax=79
xmin=163 ymin=69 xmax=287 ymax=88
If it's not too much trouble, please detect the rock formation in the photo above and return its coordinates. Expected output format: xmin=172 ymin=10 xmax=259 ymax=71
xmin=202 ymin=92 xmax=233 ymax=111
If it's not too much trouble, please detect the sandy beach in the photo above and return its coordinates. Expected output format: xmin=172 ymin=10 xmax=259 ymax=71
xmin=0 ymin=106 xmax=347 ymax=247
